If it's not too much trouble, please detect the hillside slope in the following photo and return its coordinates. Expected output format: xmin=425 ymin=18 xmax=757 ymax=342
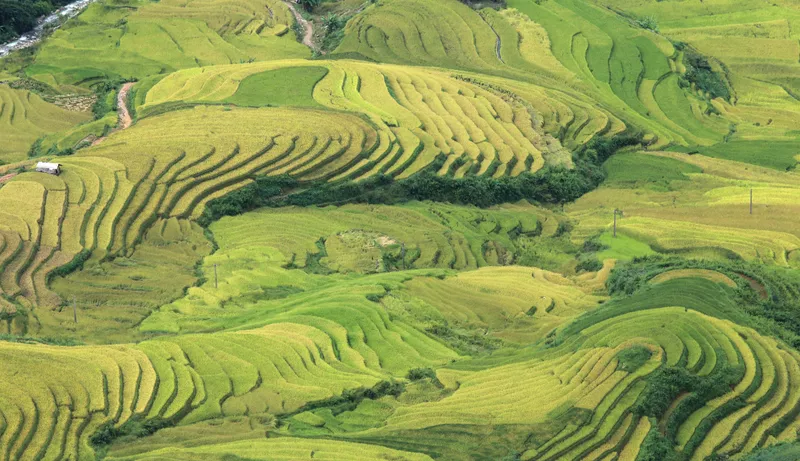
xmin=2 ymin=0 xmax=800 ymax=459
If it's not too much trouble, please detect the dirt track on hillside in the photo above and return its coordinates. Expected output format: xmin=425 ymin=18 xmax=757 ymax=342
xmin=92 ymin=82 xmax=135 ymax=146
xmin=117 ymin=82 xmax=134 ymax=129
xmin=285 ymin=1 xmax=317 ymax=51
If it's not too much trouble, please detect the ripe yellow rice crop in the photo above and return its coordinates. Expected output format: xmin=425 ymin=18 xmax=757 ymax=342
xmin=0 ymin=86 xmax=90 ymax=163
xmin=617 ymin=216 xmax=800 ymax=266
xmin=649 ymin=269 xmax=737 ymax=288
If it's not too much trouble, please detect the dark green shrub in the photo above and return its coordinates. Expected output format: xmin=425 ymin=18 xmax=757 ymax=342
xmin=616 ymin=346 xmax=652 ymax=372
xmin=47 ymin=249 xmax=91 ymax=283
xmin=90 ymin=416 xmax=173 ymax=447
xmin=680 ymin=46 xmax=731 ymax=101
xmin=575 ymin=256 xmax=602 ymax=273
xmin=407 ymin=367 xmax=437 ymax=381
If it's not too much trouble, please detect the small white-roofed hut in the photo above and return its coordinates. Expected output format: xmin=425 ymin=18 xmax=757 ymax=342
xmin=35 ymin=162 xmax=61 ymax=175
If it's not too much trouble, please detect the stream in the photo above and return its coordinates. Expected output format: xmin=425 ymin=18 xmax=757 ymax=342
xmin=0 ymin=0 xmax=96 ymax=58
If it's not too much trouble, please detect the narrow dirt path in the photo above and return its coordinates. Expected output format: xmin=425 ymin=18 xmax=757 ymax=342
xmin=284 ymin=1 xmax=317 ymax=52
xmin=92 ymin=82 xmax=135 ymax=146
xmin=117 ymin=82 xmax=134 ymax=129
xmin=0 ymin=173 xmax=17 ymax=184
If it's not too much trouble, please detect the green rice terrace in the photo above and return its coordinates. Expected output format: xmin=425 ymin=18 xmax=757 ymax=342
xmin=3 ymin=0 xmax=800 ymax=458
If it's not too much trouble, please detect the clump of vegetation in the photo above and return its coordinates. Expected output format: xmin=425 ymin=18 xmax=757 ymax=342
xmin=425 ymin=322 xmax=503 ymax=355
xmin=320 ymin=13 xmax=350 ymax=52
xmin=199 ymin=131 xmax=644 ymax=226
xmin=297 ymin=0 xmax=321 ymax=12
xmin=90 ymin=416 xmax=174 ymax=449
xmin=674 ymin=42 xmax=731 ymax=101
xmin=91 ymin=78 xmax=126 ymax=120
xmin=0 ymin=0 xmax=75 ymax=43
xmin=635 ymin=15 xmax=658 ymax=32
xmin=47 ymin=249 xmax=91 ymax=283
xmin=0 ymin=333 xmax=82 ymax=346
xmin=616 ymin=346 xmax=652 ymax=372
xmin=293 ymin=380 xmax=406 ymax=416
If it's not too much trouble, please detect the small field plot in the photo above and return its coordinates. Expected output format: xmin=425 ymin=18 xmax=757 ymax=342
xmin=604 ymin=152 xmax=702 ymax=189
xmin=225 ymin=66 xmax=328 ymax=108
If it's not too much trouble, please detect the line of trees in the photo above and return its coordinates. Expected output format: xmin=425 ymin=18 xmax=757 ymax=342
xmin=198 ymin=131 xmax=644 ymax=226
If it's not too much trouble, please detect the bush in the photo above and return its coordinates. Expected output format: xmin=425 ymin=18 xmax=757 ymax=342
xmin=47 ymin=249 xmax=91 ymax=283
xmin=636 ymin=424 xmax=677 ymax=461
xmin=407 ymin=367 xmax=437 ymax=381
xmin=90 ymin=416 xmax=173 ymax=447
xmin=320 ymin=13 xmax=351 ymax=52
xmin=294 ymin=379 xmax=406 ymax=416
xmin=679 ymin=46 xmax=731 ymax=101
xmin=197 ymin=174 xmax=298 ymax=226
xmin=635 ymin=359 xmax=743 ymax=440
xmin=575 ymin=256 xmax=602 ymax=273
xmin=91 ymin=78 xmax=127 ymax=120
xmin=636 ymin=15 xmax=659 ymax=32
xmin=296 ymin=0 xmax=321 ymax=11
xmin=616 ymin=346 xmax=652 ymax=372
xmin=0 ymin=333 xmax=82 ymax=346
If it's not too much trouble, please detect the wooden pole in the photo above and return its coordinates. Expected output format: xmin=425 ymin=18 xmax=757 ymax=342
xmin=214 ymin=264 xmax=218 ymax=288
xmin=750 ymin=188 xmax=753 ymax=215
xmin=613 ymin=209 xmax=617 ymax=238
xmin=72 ymin=297 xmax=77 ymax=324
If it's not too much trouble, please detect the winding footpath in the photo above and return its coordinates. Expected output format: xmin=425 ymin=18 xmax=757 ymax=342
xmin=284 ymin=1 xmax=318 ymax=52
xmin=92 ymin=82 xmax=135 ymax=145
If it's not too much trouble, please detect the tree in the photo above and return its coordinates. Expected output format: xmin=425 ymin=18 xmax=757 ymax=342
xmin=296 ymin=0 xmax=321 ymax=11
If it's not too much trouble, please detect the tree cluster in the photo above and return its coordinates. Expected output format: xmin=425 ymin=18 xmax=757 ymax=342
xmin=198 ymin=131 xmax=644 ymax=226
xmin=0 ymin=0 xmax=73 ymax=43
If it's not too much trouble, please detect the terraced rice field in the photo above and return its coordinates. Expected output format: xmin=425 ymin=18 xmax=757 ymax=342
xmin=139 ymin=59 xmax=596 ymax=173
xmin=570 ymin=150 xmax=800 ymax=268
xmin=26 ymin=0 xmax=309 ymax=88
xmin=3 ymin=0 xmax=800 ymax=458
xmin=0 ymin=105 xmax=434 ymax=332
xmin=0 ymin=86 xmax=90 ymax=163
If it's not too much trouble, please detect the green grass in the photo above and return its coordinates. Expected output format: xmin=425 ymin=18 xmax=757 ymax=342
xmin=668 ymin=140 xmax=800 ymax=171
xmin=603 ymin=152 xmax=702 ymax=187
xmin=595 ymin=231 xmax=655 ymax=261
xmin=225 ymin=66 xmax=328 ymax=108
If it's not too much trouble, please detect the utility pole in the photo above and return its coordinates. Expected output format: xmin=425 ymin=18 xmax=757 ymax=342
xmin=401 ymin=243 xmax=406 ymax=270
xmin=214 ymin=264 xmax=218 ymax=288
xmin=613 ymin=209 xmax=618 ymax=238
xmin=750 ymin=188 xmax=753 ymax=215
xmin=72 ymin=297 xmax=77 ymax=324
